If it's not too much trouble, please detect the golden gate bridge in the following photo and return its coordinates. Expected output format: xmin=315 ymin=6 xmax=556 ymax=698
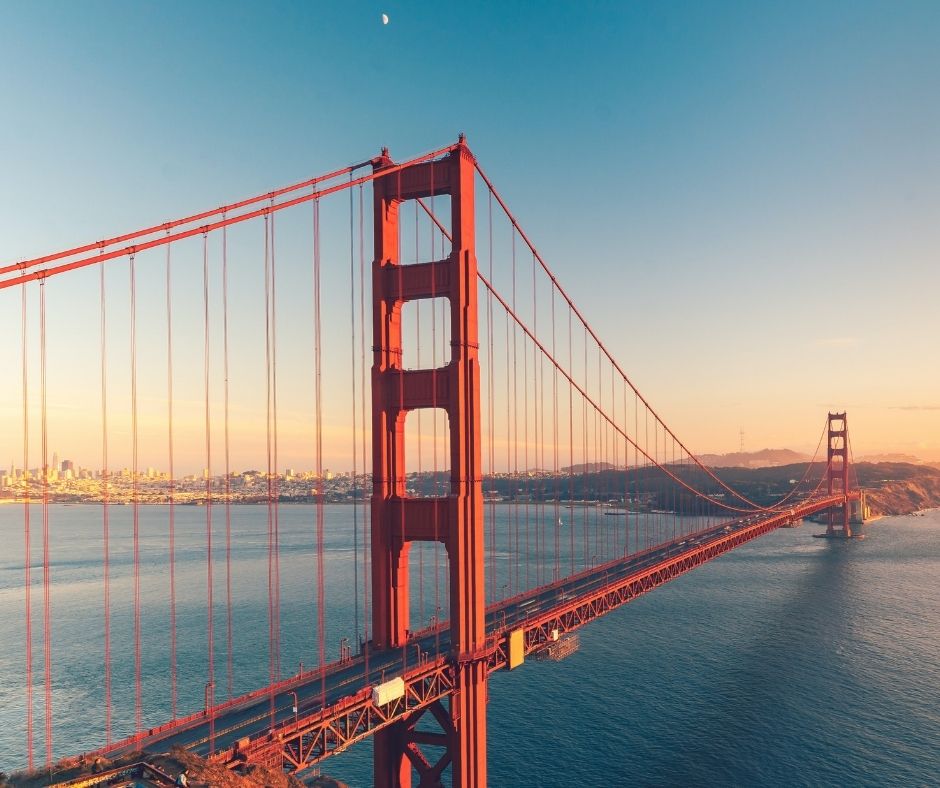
xmin=1 ymin=137 xmax=860 ymax=787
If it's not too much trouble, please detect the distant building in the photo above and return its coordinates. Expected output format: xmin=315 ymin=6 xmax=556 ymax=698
xmin=61 ymin=459 xmax=74 ymax=473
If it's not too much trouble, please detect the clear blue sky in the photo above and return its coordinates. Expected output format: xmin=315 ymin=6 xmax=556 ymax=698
xmin=1 ymin=0 xmax=938 ymax=468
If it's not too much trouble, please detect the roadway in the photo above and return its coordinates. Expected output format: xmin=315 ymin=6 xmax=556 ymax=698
xmin=95 ymin=503 xmax=828 ymax=764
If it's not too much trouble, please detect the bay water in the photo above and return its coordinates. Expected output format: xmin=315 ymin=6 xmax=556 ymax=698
xmin=1 ymin=504 xmax=938 ymax=785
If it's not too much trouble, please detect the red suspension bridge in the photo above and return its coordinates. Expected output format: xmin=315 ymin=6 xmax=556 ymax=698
xmin=2 ymin=138 xmax=861 ymax=787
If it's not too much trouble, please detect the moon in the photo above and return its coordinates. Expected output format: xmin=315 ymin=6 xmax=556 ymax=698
xmin=381 ymin=13 xmax=389 ymax=25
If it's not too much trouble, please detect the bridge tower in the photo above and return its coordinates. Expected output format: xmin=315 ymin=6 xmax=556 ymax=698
xmin=371 ymin=139 xmax=487 ymax=787
xmin=826 ymin=412 xmax=852 ymax=537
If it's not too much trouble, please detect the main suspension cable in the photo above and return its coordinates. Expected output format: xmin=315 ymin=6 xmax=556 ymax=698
xmin=479 ymin=271 xmax=817 ymax=515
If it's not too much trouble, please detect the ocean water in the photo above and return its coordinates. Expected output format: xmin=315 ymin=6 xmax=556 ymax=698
xmin=1 ymin=504 xmax=938 ymax=786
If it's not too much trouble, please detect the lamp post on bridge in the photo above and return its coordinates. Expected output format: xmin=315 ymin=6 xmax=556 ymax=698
xmin=203 ymin=681 xmax=214 ymax=715
xmin=433 ymin=604 xmax=442 ymax=656
xmin=289 ymin=690 xmax=298 ymax=726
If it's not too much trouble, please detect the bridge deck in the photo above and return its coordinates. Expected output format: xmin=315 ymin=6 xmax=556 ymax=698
xmin=89 ymin=496 xmax=847 ymax=774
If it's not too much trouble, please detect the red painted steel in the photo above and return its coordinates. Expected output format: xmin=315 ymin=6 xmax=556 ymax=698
xmin=827 ymin=412 xmax=852 ymax=537
xmin=477 ymin=271 xmax=769 ymax=514
xmin=0 ymin=163 xmax=367 ymax=278
xmin=225 ymin=660 xmax=456 ymax=774
xmin=79 ymin=499 xmax=860 ymax=780
xmin=472 ymin=160 xmax=779 ymax=511
xmin=417 ymin=193 xmax=826 ymax=518
xmin=508 ymin=497 xmax=847 ymax=660
xmin=195 ymin=496 xmax=851 ymax=778
xmin=165 ymin=244 xmax=178 ymax=721
xmin=21 ymin=286 xmax=33 ymax=769
xmin=371 ymin=139 xmax=487 ymax=787
xmin=40 ymin=283 xmax=52 ymax=767
xmin=0 ymin=145 xmax=460 ymax=291
xmin=11 ymin=142 xmax=866 ymax=784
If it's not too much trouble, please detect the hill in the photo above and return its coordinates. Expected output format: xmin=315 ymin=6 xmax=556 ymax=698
xmin=482 ymin=461 xmax=940 ymax=517
xmin=712 ymin=462 xmax=940 ymax=516
xmin=853 ymin=462 xmax=940 ymax=515
xmin=697 ymin=448 xmax=811 ymax=468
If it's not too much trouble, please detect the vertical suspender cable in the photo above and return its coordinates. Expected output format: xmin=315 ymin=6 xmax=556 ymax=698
xmin=438 ymin=178 xmax=447 ymax=639
xmin=596 ymin=346 xmax=602 ymax=560
xmin=270 ymin=210 xmax=281 ymax=681
xmin=263 ymin=213 xmax=276 ymax=720
xmin=612 ymin=358 xmax=618 ymax=555
xmin=429 ymin=168 xmax=440 ymax=642
xmin=635 ymin=391 xmax=640 ymax=552
xmin=505 ymin=307 xmax=513 ymax=598
xmin=540 ymin=269 xmax=547 ymax=581
xmin=101 ymin=264 xmax=112 ymax=741
xmin=203 ymin=232 xmax=215 ymax=751
xmin=582 ymin=326 xmax=588 ymax=569
xmin=414 ymin=203 xmax=423 ymax=625
xmin=313 ymin=197 xmax=326 ymax=704
xmin=551 ymin=286 xmax=559 ymax=581
xmin=540 ymin=314 xmax=547 ymax=580
xmin=597 ymin=348 xmax=604 ymax=560
xmin=40 ymin=280 xmax=53 ymax=767
xmin=607 ymin=352 xmax=613 ymax=557
xmin=152 ymin=258 xmax=175 ymax=720
xmin=530 ymin=253 xmax=537 ymax=586
xmin=522 ymin=274 xmax=529 ymax=591
xmin=394 ymin=172 xmax=407 ymax=671
xmin=359 ymin=184 xmax=370 ymax=676
xmin=672 ymin=437 xmax=678 ymax=541
xmin=567 ymin=305 xmax=574 ymax=576
xmin=166 ymin=238 xmax=177 ymax=719
xmin=532 ymin=251 xmax=541 ymax=586
xmin=428 ymin=180 xmax=436 ymax=632
xmin=623 ymin=381 xmax=628 ymax=556
xmin=487 ymin=188 xmax=496 ymax=602
xmin=652 ymin=421 xmax=658 ymax=544
xmin=350 ymin=177 xmax=360 ymax=646
xmin=129 ymin=253 xmax=142 ymax=737
xmin=22 ymin=284 xmax=33 ymax=769
xmin=222 ymin=221 xmax=233 ymax=700
xmin=643 ymin=407 xmax=649 ymax=549
xmin=511 ymin=229 xmax=519 ymax=594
